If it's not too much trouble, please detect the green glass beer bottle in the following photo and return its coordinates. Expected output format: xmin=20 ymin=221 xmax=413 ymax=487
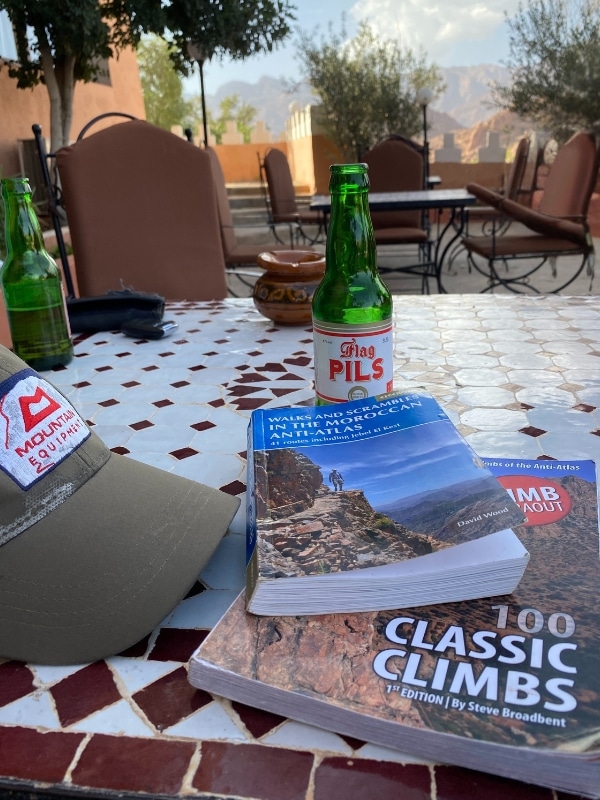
xmin=1 ymin=177 xmax=73 ymax=370
xmin=312 ymin=163 xmax=393 ymax=405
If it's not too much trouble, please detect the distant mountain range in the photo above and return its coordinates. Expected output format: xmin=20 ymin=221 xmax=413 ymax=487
xmin=435 ymin=64 xmax=511 ymax=128
xmin=377 ymin=475 xmax=513 ymax=542
xmin=203 ymin=64 xmax=512 ymax=139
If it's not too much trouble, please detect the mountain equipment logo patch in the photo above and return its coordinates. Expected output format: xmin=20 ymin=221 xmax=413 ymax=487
xmin=0 ymin=371 xmax=90 ymax=489
xmin=19 ymin=386 xmax=61 ymax=432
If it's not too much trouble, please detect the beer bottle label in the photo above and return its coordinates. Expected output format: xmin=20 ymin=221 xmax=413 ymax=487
xmin=312 ymin=319 xmax=394 ymax=404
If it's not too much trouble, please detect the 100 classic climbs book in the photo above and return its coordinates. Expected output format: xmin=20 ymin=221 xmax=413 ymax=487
xmin=189 ymin=458 xmax=600 ymax=798
xmin=244 ymin=391 xmax=528 ymax=615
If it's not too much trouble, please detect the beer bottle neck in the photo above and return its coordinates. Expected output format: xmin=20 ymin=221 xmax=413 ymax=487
xmin=329 ymin=187 xmax=371 ymax=221
xmin=327 ymin=186 xmax=377 ymax=276
xmin=2 ymin=179 xmax=47 ymax=258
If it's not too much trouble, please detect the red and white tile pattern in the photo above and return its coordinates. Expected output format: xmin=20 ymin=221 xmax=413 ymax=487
xmin=1 ymin=295 xmax=598 ymax=800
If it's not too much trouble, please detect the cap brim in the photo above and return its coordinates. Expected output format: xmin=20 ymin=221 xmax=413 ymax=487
xmin=0 ymin=453 xmax=240 ymax=664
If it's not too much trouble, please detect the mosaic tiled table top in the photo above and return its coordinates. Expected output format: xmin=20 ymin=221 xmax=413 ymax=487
xmin=1 ymin=295 xmax=599 ymax=800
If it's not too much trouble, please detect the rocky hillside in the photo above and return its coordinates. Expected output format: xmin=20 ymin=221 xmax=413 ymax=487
xmin=253 ymin=448 xmax=437 ymax=579
xmin=434 ymin=64 xmax=511 ymax=127
xmin=252 ymin=447 xmax=524 ymax=579
xmin=430 ymin=109 xmax=536 ymax=163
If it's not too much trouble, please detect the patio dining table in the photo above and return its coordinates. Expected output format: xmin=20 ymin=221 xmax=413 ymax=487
xmin=309 ymin=189 xmax=477 ymax=293
xmin=0 ymin=294 xmax=599 ymax=800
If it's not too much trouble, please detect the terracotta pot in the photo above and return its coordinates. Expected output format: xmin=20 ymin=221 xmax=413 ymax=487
xmin=253 ymin=250 xmax=326 ymax=325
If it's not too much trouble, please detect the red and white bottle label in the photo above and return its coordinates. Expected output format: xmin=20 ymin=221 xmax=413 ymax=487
xmin=313 ymin=319 xmax=394 ymax=404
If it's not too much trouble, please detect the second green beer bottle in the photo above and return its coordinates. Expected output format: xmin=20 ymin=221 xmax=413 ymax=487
xmin=312 ymin=163 xmax=393 ymax=405
xmin=1 ymin=177 xmax=73 ymax=371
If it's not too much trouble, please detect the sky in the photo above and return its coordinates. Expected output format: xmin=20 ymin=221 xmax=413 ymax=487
xmin=295 ymin=423 xmax=486 ymax=508
xmin=193 ymin=0 xmax=523 ymax=96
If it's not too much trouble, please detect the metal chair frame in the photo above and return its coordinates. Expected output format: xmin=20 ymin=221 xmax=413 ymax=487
xmin=467 ymin=225 xmax=595 ymax=294
xmin=361 ymin=136 xmax=434 ymax=291
xmin=461 ymin=131 xmax=599 ymax=294
xmin=204 ymin=146 xmax=294 ymax=295
xmin=32 ymin=124 xmax=77 ymax=298
xmin=445 ymin=136 xmax=539 ymax=275
xmin=258 ymin=150 xmax=326 ymax=248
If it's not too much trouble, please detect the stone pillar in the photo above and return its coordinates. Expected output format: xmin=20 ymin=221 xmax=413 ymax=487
xmin=221 ymin=120 xmax=244 ymax=145
xmin=250 ymin=121 xmax=272 ymax=144
xmin=434 ymin=132 xmax=462 ymax=163
xmin=478 ymin=131 xmax=505 ymax=163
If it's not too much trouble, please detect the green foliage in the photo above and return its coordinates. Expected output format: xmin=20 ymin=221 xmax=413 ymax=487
xmin=2 ymin=0 xmax=111 ymax=88
xmin=493 ymin=0 xmax=600 ymax=142
xmin=0 ymin=0 xmax=161 ymax=150
xmin=0 ymin=0 xmax=294 ymax=151
xmin=207 ymin=94 xmax=258 ymax=144
xmin=137 ymin=35 xmax=196 ymax=132
xmin=295 ymin=21 xmax=445 ymax=162
xmin=0 ymin=0 xmax=163 ymax=87
xmin=0 ymin=193 xmax=5 ymax=262
xmin=373 ymin=512 xmax=396 ymax=532
xmin=163 ymin=0 xmax=296 ymax=74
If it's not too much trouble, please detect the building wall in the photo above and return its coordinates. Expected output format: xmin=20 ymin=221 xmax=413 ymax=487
xmin=286 ymin=134 xmax=342 ymax=195
xmin=429 ymin=162 xmax=505 ymax=190
xmin=212 ymin=123 xmax=505 ymax=197
xmin=214 ymin=142 xmax=288 ymax=184
xmin=0 ymin=47 xmax=146 ymax=176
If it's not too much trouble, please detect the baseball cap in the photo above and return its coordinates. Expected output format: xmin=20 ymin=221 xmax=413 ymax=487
xmin=0 ymin=346 xmax=240 ymax=665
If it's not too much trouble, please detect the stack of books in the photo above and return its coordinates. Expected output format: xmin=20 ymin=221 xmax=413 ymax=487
xmin=189 ymin=392 xmax=600 ymax=798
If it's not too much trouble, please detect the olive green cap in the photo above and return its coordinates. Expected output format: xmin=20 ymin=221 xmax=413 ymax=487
xmin=0 ymin=346 xmax=240 ymax=665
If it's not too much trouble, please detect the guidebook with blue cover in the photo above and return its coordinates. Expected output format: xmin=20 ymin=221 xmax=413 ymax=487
xmin=189 ymin=458 xmax=600 ymax=798
xmin=245 ymin=391 xmax=528 ymax=616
